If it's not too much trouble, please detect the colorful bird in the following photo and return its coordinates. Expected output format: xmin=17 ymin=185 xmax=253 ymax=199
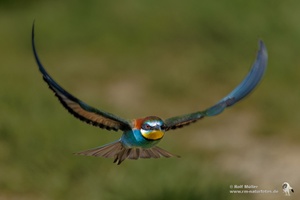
xmin=32 ymin=24 xmax=268 ymax=164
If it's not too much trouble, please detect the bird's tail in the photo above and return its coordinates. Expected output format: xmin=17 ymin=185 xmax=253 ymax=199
xmin=75 ymin=140 xmax=179 ymax=165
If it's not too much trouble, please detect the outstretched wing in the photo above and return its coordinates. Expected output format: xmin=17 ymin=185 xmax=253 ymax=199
xmin=32 ymin=23 xmax=132 ymax=132
xmin=164 ymin=40 xmax=268 ymax=131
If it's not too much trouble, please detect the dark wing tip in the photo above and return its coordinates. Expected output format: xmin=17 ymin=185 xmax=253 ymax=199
xmin=258 ymin=39 xmax=268 ymax=64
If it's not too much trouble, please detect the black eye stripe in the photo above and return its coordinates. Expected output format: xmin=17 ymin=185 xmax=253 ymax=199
xmin=142 ymin=120 xmax=165 ymax=131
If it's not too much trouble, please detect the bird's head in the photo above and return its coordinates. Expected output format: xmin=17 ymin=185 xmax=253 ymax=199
xmin=135 ymin=116 xmax=166 ymax=141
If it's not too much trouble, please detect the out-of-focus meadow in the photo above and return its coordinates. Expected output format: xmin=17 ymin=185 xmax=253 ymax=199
xmin=1 ymin=0 xmax=300 ymax=199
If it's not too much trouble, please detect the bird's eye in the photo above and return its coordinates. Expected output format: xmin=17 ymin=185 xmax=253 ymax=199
xmin=142 ymin=124 xmax=151 ymax=130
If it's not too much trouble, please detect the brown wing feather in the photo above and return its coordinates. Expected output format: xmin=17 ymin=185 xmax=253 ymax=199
xmin=49 ymin=84 xmax=131 ymax=131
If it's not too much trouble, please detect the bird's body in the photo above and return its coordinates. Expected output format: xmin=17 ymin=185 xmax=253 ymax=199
xmin=76 ymin=116 xmax=178 ymax=164
xmin=32 ymin=23 xmax=268 ymax=164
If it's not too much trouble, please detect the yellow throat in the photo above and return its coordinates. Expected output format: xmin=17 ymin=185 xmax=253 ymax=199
xmin=141 ymin=130 xmax=164 ymax=140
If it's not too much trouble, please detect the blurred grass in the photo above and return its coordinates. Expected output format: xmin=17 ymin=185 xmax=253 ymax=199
xmin=1 ymin=0 xmax=300 ymax=199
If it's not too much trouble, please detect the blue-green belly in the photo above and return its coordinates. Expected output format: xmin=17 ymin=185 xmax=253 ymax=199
xmin=121 ymin=129 xmax=161 ymax=148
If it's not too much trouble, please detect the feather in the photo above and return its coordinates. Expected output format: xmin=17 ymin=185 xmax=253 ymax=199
xmin=32 ymin=23 xmax=132 ymax=132
xmin=76 ymin=140 xmax=179 ymax=164
xmin=164 ymin=40 xmax=268 ymax=131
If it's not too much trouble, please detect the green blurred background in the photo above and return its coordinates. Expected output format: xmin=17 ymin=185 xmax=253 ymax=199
xmin=1 ymin=0 xmax=300 ymax=199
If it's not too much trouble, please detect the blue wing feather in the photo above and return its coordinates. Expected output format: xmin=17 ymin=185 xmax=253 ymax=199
xmin=165 ymin=40 xmax=268 ymax=129
xmin=205 ymin=40 xmax=267 ymax=116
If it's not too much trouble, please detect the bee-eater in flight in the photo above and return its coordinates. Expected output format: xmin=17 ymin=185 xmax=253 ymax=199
xmin=32 ymin=24 xmax=268 ymax=164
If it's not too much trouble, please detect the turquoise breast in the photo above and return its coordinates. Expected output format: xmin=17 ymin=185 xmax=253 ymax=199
xmin=121 ymin=129 xmax=161 ymax=148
